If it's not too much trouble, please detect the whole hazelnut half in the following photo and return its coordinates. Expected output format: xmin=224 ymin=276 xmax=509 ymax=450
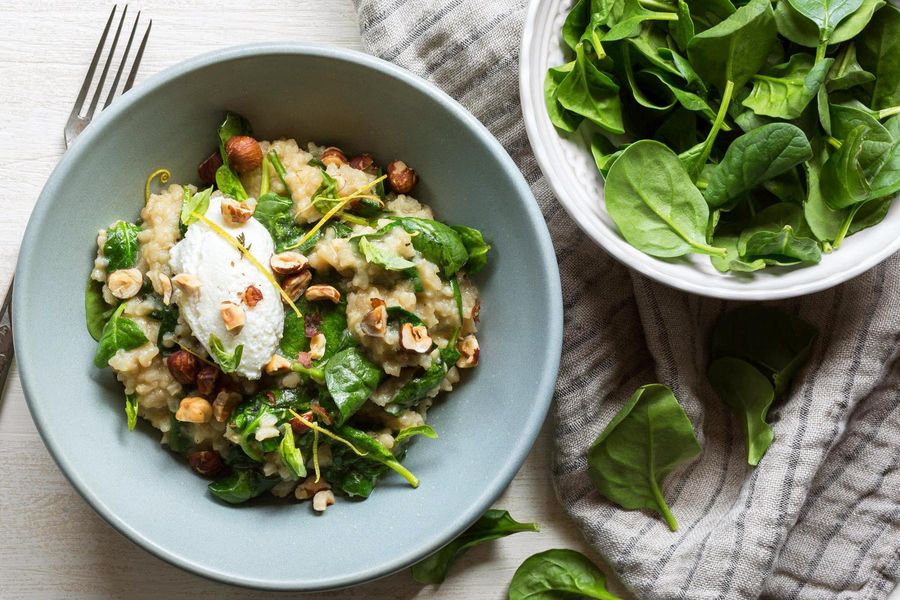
xmin=225 ymin=136 xmax=262 ymax=173
xmin=386 ymin=160 xmax=418 ymax=194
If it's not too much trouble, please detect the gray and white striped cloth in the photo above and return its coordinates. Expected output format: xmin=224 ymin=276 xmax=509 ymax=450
xmin=352 ymin=1 xmax=900 ymax=598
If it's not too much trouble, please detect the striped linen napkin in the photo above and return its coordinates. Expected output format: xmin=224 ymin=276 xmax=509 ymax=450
xmin=352 ymin=1 xmax=900 ymax=598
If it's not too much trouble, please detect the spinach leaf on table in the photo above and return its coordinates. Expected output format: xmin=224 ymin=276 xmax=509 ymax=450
xmin=324 ymin=347 xmax=382 ymax=426
xmin=85 ymin=277 xmax=115 ymax=341
xmin=411 ymin=509 xmax=539 ymax=585
xmin=103 ymin=221 xmax=141 ymax=272
xmin=208 ymin=469 xmax=279 ymax=505
xmin=508 ymin=549 xmax=623 ymax=600
xmin=587 ymin=383 xmax=702 ymax=531
xmin=93 ymin=303 xmax=148 ymax=368
xmin=604 ymin=140 xmax=727 ymax=258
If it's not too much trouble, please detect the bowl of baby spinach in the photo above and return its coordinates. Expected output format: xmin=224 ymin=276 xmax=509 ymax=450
xmin=14 ymin=44 xmax=562 ymax=590
xmin=521 ymin=0 xmax=899 ymax=300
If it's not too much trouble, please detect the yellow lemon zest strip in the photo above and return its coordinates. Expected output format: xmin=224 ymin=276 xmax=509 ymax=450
xmin=289 ymin=409 xmax=368 ymax=457
xmin=191 ymin=212 xmax=301 ymax=317
xmin=145 ymin=169 xmax=171 ymax=203
xmin=312 ymin=428 xmax=321 ymax=483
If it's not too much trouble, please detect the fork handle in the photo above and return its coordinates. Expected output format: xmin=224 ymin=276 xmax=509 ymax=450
xmin=0 ymin=278 xmax=14 ymax=394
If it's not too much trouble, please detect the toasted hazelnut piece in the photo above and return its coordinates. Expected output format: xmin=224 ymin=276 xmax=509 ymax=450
xmin=175 ymin=396 xmax=213 ymax=423
xmin=197 ymin=152 xmax=223 ymax=185
xmin=159 ymin=274 xmax=173 ymax=305
xmin=283 ymin=271 xmax=313 ymax=302
xmin=107 ymin=268 xmax=143 ymax=300
xmin=166 ymin=350 xmax=199 ymax=385
xmin=471 ymin=300 xmax=481 ymax=322
xmin=386 ymin=160 xmax=418 ymax=194
xmin=348 ymin=153 xmax=378 ymax=174
xmin=225 ymin=135 xmax=262 ymax=173
xmin=295 ymin=475 xmax=331 ymax=500
xmin=221 ymin=197 xmax=256 ymax=226
xmin=456 ymin=335 xmax=480 ymax=368
xmin=173 ymin=273 xmax=201 ymax=297
xmin=370 ymin=297 xmax=386 ymax=309
xmin=312 ymin=489 xmax=336 ymax=512
xmin=196 ymin=364 xmax=220 ymax=396
xmin=212 ymin=390 xmax=242 ymax=422
xmin=290 ymin=410 xmax=315 ymax=435
xmin=400 ymin=323 xmax=432 ymax=353
xmin=305 ymin=284 xmax=341 ymax=304
xmin=308 ymin=333 xmax=326 ymax=360
xmin=361 ymin=304 xmax=387 ymax=337
xmin=188 ymin=450 xmax=225 ymax=476
xmin=243 ymin=284 xmax=263 ymax=308
xmin=264 ymin=354 xmax=292 ymax=375
xmin=320 ymin=146 xmax=347 ymax=167
xmin=220 ymin=301 xmax=245 ymax=331
xmin=270 ymin=251 xmax=309 ymax=275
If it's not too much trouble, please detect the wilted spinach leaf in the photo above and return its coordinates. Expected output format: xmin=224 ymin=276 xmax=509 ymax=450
xmin=452 ymin=225 xmax=491 ymax=273
xmin=324 ymin=347 xmax=382 ymax=426
xmin=125 ymin=393 xmax=139 ymax=431
xmin=103 ymin=221 xmax=141 ymax=272
xmin=93 ymin=303 xmax=148 ymax=368
xmin=208 ymin=334 xmax=243 ymax=373
xmin=208 ymin=469 xmax=279 ymax=504
xmin=85 ymin=277 xmax=115 ymax=341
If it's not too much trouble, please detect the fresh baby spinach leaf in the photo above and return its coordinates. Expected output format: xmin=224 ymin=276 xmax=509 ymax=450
xmin=278 ymin=424 xmax=306 ymax=479
xmin=180 ymin=186 xmax=213 ymax=226
xmin=93 ymin=303 xmax=149 ymax=368
xmin=704 ymin=123 xmax=813 ymax=208
xmin=508 ymin=548 xmax=622 ymax=600
xmin=85 ymin=277 xmax=115 ymax=341
xmin=208 ymin=469 xmax=279 ymax=505
xmin=855 ymin=4 xmax=900 ymax=110
xmin=742 ymin=54 xmax=833 ymax=119
xmin=830 ymin=104 xmax=894 ymax=181
xmin=826 ymin=43 xmax=876 ymax=92
xmin=709 ymin=232 xmax=768 ymax=273
xmin=208 ymin=333 xmax=243 ymax=373
xmin=821 ymin=124 xmax=872 ymax=208
xmin=785 ymin=0 xmax=864 ymax=52
xmin=605 ymin=140 xmax=726 ymax=258
xmin=587 ymin=383 xmax=701 ymax=531
xmin=215 ymin=164 xmax=249 ymax=202
xmin=709 ymin=357 xmax=775 ymax=465
xmin=217 ymin=112 xmax=252 ymax=162
xmin=411 ymin=509 xmax=539 ymax=585
xmin=125 ymin=393 xmax=139 ymax=432
xmin=324 ymin=347 xmax=382 ymax=426
xmin=357 ymin=236 xmax=416 ymax=271
xmin=869 ymin=115 xmax=900 ymax=199
xmin=452 ymin=225 xmax=491 ymax=273
xmin=395 ymin=425 xmax=438 ymax=443
xmin=774 ymin=0 xmax=882 ymax=48
xmin=103 ymin=221 xmax=141 ymax=272
xmin=386 ymin=306 xmax=426 ymax=327
xmin=737 ymin=202 xmax=822 ymax=264
xmin=604 ymin=0 xmax=680 ymax=42
xmin=557 ymin=43 xmax=625 ymax=135
xmin=545 ymin=62 xmax=584 ymax=133
xmin=255 ymin=192 xmax=305 ymax=252
xmin=391 ymin=217 xmax=469 ymax=276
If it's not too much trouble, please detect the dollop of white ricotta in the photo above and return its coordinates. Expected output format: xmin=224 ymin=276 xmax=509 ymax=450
xmin=169 ymin=192 xmax=285 ymax=379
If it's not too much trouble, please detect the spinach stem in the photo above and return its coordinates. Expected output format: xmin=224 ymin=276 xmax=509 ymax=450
xmin=267 ymin=150 xmax=289 ymax=188
xmin=290 ymin=362 xmax=325 ymax=383
xmin=695 ymin=80 xmax=735 ymax=171
xmin=386 ymin=459 xmax=420 ymax=488
xmin=651 ymin=480 xmax=679 ymax=531
xmin=639 ymin=0 xmax=677 ymax=12
xmin=814 ymin=41 xmax=827 ymax=63
xmin=259 ymin=152 xmax=270 ymax=197
xmin=825 ymin=136 xmax=842 ymax=150
xmin=690 ymin=240 xmax=728 ymax=257
xmin=877 ymin=106 xmax=900 ymax=120
xmin=590 ymin=30 xmax=607 ymax=60
xmin=832 ymin=204 xmax=861 ymax=249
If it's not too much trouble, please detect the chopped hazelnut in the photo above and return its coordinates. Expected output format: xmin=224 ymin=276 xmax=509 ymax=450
xmin=166 ymin=350 xmax=199 ymax=385
xmin=349 ymin=153 xmax=378 ymax=174
xmin=197 ymin=152 xmax=223 ymax=186
xmin=308 ymin=333 xmax=326 ymax=360
xmin=159 ymin=274 xmax=173 ymax=305
xmin=361 ymin=304 xmax=387 ymax=337
xmin=471 ymin=300 xmax=481 ymax=322
xmin=264 ymin=354 xmax=292 ymax=375
xmin=270 ymin=251 xmax=309 ymax=275
xmin=172 ymin=273 xmax=201 ymax=297
xmin=456 ymin=335 xmax=480 ymax=368
xmin=320 ymin=146 xmax=347 ymax=167
xmin=188 ymin=450 xmax=225 ymax=476
xmin=283 ymin=271 xmax=312 ymax=302
xmin=290 ymin=410 xmax=314 ymax=435
xmin=312 ymin=489 xmax=336 ymax=512
xmin=212 ymin=391 xmax=242 ymax=422
xmin=225 ymin=135 xmax=262 ymax=173
xmin=107 ymin=268 xmax=143 ymax=300
xmin=305 ymin=284 xmax=341 ymax=304
xmin=386 ymin=160 xmax=418 ymax=194
xmin=400 ymin=323 xmax=432 ymax=353
xmin=220 ymin=301 xmax=245 ymax=331
xmin=175 ymin=396 xmax=213 ymax=423
xmin=243 ymin=285 xmax=263 ymax=308
xmin=221 ymin=197 xmax=256 ymax=226
xmin=295 ymin=475 xmax=330 ymax=500
xmin=370 ymin=297 xmax=386 ymax=308
xmin=196 ymin=365 xmax=219 ymax=396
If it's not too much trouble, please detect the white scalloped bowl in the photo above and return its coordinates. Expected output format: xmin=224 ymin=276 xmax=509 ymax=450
xmin=520 ymin=0 xmax=900 ymax=300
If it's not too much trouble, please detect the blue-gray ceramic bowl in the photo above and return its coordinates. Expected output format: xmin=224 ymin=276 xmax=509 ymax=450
xmin=14 ymin=44 xmax=562 ymax=590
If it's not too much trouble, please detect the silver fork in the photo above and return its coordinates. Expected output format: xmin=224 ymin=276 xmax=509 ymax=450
xmin=0 ymin=6 xmax=151 ymax=395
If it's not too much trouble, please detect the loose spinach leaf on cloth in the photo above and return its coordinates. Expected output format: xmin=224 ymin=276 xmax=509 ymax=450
xmin=103 ymin=221 xmax=141 ymax=272
xmin=587 ymin=384 xmax=701 ymax=531
xmin=324 ymin=347 xmax=382 ymax=426
xmin=411 ymin=509 xmax=539 ymax=584
xmin=208 ymin=469 xmax=279 ymax=504
xmin=93 ymin=303 xmax=149 ymax=368
xmin=605 ymin=140 xmax=726 ymax=258
xmin=508 ymin=548 xmax=623 ymax=600
xmin=85 ymin=277 xmax=115 ymax=341
xmin=708 ymin=357 xmax=775 ymax=465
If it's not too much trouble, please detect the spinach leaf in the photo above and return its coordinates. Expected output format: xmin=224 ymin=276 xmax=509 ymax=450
xmin=386 ymin=347 xmax=453 ymax=416
xmin=167 ymin=414 xmax=193 ymax=453
xmin=710 ymin=232 xmax=768 ymax=272
xmin=85 ymin=277 xmax=115 ymax=341
xmin=605 ymin=140 xmax=727 ymax=258
xmin=283 ymin=296 xmax=353 ymax=361
xmin=704 ymin=123 xmax=813 ymax=208
xmin=208 ymin=469 xmax=279 ymax=505
xmin=785 ymin=0 xmax=864 ymax=51
xmin=324 ymin=347 xmax=382 ymax=426
xmin=411 ymin=509 xmax=539 ymax=584
xmin=217 ymin=112 xmax=252 ymax=162
xmin=821 ymin=124 xmax=872 ymax=208
xmin=638 ymin=70 xmax=720 ymax=125
xmin=357 ymin=236 xmax=416 ymax=271
xmin=855 ymin=4 xmax=899 ymax=110
xmin=684 ymin=0 xmax=736 ymax=30
xmin=229 ymin=389 xmax=310 ymax=461
xmin=830 ymin=104 xmax=894 ymax=181
xmin=395 ymin=424 xmax=438 ymax=443
xmin=869 ymin=115 xmax=900 ymax=199
xmin=604 ymin=0 xmax=680 ymax=42
xmin=278 ymin=423 xmax=306 ymax=479
xmin=336 ymin=425 xmax=419 ymax=487
xmin=556 ymin=43 xmax=625 ymax=135
xmin=737 ymin=202 xmax=822 ymax=264
xmin=391 ymin=217 xmax=469 ymax=276
xmin=710 ymin=305 xmax=817 ymax=396
xmin=386 ymin=306 xmax=426 ymax=327
xmin=562 ymin=0 xmax=591 ymax=50
xmin=255 ymin=192 xmax=306 ymax=252
xmin=180 ymin=186 xmax=212 ymax=226
xmin=208 ymin=334 xmax=243 ymax=373
xmin=125 ymin=393 xmax=139 ymax=431
xmin=687 ymin=0 xmax=778 ymax=92
xmin=826 ymin=42 xmax=876 ymax=91
xmin=591 ymin=135 xmax=626 ymax=177
xmin=669 ymin=0 xmax=695 ymax=50
xmin=742 ymin=54 xmax=833 ymax=119
xmin=216 ymin=164 xmax=249 ymax=202
xmin=311 ymin=167 xmax=341 ymax=214
xmin=545 ymin=63 xmax=584 ymax=133
xmin=452 ymin=225 xmax=491 ymax=273
xmin=103 ymin=221 xmax=141 ymax=272
xmin=708 ymin=357 xmax=775 ymax=465
xmin=93 ymin=303 xmax=149 ymax=368
xmin=774 ymin=0 xmax=883 ymax=47
xmin=508 ymin=549 xmax=622 ymax=600
xmin=587 ymin=384 xmax=701 ymax=531
xmin=280 ymin=310 xmax=307 ymax=358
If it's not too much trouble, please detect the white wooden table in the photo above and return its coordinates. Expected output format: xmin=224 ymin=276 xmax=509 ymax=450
xmin=0 ymin=2 xmax=601 ymax=598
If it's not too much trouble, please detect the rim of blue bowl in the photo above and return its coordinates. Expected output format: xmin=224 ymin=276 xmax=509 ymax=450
xmin=13 ymin=43 xmax=563 ymax=591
